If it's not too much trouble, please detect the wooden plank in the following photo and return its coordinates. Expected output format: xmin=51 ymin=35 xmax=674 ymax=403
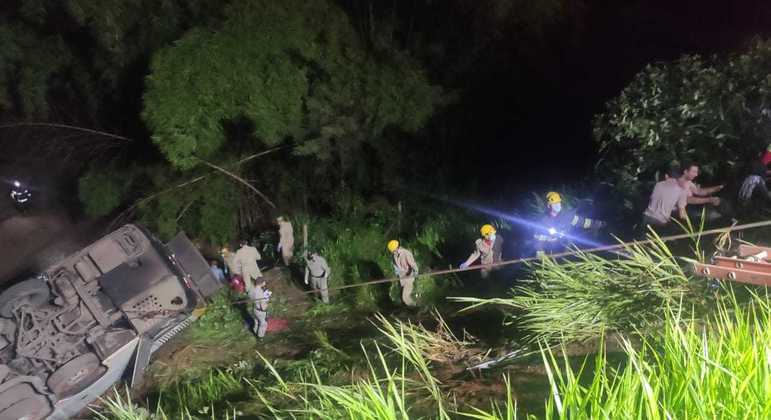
xmin=692 ymin=262 xmax=771 ymax=286
xmin=713 ymin=256 xmax=771 ymax=273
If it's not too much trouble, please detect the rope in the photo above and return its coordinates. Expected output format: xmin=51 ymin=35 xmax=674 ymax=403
xmin=219 ymin=218 xmax=771 ymax=306
xmin=121 ymin=219 xmax=771 ymax=317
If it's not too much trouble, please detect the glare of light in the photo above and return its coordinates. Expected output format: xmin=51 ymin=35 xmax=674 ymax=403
xmin=446 ymin=199 xmax=611 ymax=250
xmin=13 ymin=180 xmax=20 ymax=187
xmin=548 ymin=227 xmax=557 ymax=235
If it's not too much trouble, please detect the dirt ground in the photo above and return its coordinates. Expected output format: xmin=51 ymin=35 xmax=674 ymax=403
xmin=0 ymin=164 xmax=100 ymax=286
xmin=144 ymin=266 xmax=315 ymax=388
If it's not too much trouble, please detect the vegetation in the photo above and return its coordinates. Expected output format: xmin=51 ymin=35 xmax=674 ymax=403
xmin=455 ymin=229 xmax=715 ymax=343
xmin=594 ymin=40 xmax=771 ymax=211
xmin=301 ymin=203 xmax=480 ymax=309
xmin=95 ymin=286 xmax=771 ymax=420
xmin=540 ymin=290 xmax=771 ymax=418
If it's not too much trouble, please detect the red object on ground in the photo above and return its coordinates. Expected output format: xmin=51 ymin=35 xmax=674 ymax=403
xmin=230 ymin=274 xmax=245 ymax=294
xmin=762 ymin=150 xmax=771 ymax=166
xmin=266 ymin=318 xmax=290 ymax=332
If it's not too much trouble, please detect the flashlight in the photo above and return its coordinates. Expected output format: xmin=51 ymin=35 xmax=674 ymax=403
xmin=13 ymin=180 xmax=20 ymax=188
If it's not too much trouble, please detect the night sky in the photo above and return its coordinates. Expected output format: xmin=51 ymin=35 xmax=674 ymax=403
xmin=448 ymin=0 xmax=771 ymax=196
xmin=1 ymin=0 xmax=771 ymax=197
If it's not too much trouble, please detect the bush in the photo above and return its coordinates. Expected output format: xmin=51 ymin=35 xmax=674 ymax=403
xmin=594 ymin=40 xmax=771 ymax=212
xmin=455 ymin=233 xmax=714 ymax=343
xmin=540 ymin=290 xmax=771 ymax=419
xmin=78 ymin=168 xmax=126 ymax=217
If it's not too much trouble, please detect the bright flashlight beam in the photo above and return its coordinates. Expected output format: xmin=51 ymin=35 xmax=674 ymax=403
xmin=383 ymin=184 xmax=626 ymax=258
xmin=448 ymin=200 xmax=625 ymax=256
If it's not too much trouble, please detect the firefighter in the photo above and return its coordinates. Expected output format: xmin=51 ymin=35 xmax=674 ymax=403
xmin=388 ymin=240 xmax=418 ymax=307
xmin=9 ymin=180 xmax=32 ymax=212
xmin=460 ymin=224 xmax=503 ymax=278
xmin=276 ymin=216 xmax=295 ymax=266
xmin=249 ymin=277 xmax=271 ymax=338
xmin=304 ymin=251 xmax=330 ymax=303
xmin=234 ymin=239 xmax=263 ymax=294
xmin=533 ymin=192 xmax=606 ymax=257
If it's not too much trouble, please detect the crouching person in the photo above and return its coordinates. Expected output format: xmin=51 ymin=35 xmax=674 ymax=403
xmin=249 ymin=278 xmax=271 ymax=338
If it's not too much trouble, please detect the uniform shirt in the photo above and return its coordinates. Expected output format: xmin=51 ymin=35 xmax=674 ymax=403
xmin=278 ymin=220 xmax=294 ymax=249
xmin=683 ymin=180 xmax=700 ymax=198
xmin=392 ymin=248 xmax=418 ymax=278
xmin=466 ymin=236 xmax=504 ymax=265
xmin=534 ymin=208 xmax=601 ymax=242
xmin=250 ymin=284 xmax=269 ymax=311
xmin=306 ymin=255 xmax=330 ymax=278
xmin=222 ymin=251 xmax=238 ymax=276
xmin=643 ymin=178 xmax=688 ymax=224
xmin=234 ymin=245 xmax=262 ymax=281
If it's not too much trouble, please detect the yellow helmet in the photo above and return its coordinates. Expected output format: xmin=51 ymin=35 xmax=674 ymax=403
xmin=387 ymin=240 xmax=400 ymax=252
xmin=480 ymin=224 xmax=496 ymax=237
xmin=546 ymin=191 xmax=562 ymax=205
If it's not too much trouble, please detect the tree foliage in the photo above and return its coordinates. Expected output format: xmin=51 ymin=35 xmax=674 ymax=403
xmin=143 ymin=0 xmax=444 ymax=171
xmin=594 ymin=40 xmax=771 ymax=208
xmin=0 ymin=0 xmax=225 ymax=123
xmin=78 ymin=167 xmax=126 ymax=217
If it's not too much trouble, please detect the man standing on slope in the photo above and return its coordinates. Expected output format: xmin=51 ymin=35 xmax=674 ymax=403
xmin=276 ymin=216 xmax=295 ymax=266
xmin=533 ymin=192 xmax=606 ymax=257
xmin=460 ymin=224 xmax=503 ymax=278
xmin=235 ymin=238 xmax=263 ymax=294
xmin=388 ymin=240 xmax=419 ymax=307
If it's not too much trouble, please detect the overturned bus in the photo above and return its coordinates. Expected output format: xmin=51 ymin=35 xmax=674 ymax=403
xmin=0 ymin=224 xmax=222 ymax=419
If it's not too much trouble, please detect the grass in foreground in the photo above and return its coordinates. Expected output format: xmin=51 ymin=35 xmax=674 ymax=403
xmin=539 ymin=289 xmax=771 ymax=419
xmin=454 ymin=232 xmax=714 ymax=343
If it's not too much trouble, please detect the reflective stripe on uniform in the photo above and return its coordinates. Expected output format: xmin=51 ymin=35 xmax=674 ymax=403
xmin=570 ymin=215 xmax=579 ymax=226
xmin=583 ymin=218 xmax=593 ymax=229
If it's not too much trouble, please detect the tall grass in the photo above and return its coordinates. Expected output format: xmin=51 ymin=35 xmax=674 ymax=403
xmin=538 ymin=290 xmax=771 ymax=419
xmin=91 ymin=385 xmax=240 ymax=420
xmin=455 ymin=233 xmax=712 ymax=343
xmin=251 ymin=313 xmax=451 ymax=418
xmin=96 ymin=290 xmax=771 ymax=419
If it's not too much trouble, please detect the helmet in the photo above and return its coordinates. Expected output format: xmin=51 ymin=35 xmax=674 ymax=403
xmin=480 ymin=224 xmax=496 ymax=237
xmin=546 ymin=191 xmax=562 ymax=205
xmin=387 ymin=240 xmax=400 ymax=252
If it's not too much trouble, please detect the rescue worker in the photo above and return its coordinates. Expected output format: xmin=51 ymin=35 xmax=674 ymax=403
xmin=220 ymin=246 xmax=238 ymax=279
xmin=679 ymin=161 xmax=725 ymax=222
xmin=304 ymin=251 xmax=330 ymax=303
xmin=276 ymin=216 xmax=295 ymax=266
xmin=533 ymin=192 xmax=606 ymax=257
xmin=9 ymin=180 xmax=31 ymax=211
xmin=388 ymin=240 xmax=419 ymax=307
xmin=642 ymin=166 xmax=688 ymax=228
xmin=459 ymin=224 xmax=503 ymax=278
xmin=249 ymin=277 xmax=271 ymax=338
xmin=234 ymin=239 xmax=262 ymax=294
xmin=739 ymin=158 xmax=771 ymax=207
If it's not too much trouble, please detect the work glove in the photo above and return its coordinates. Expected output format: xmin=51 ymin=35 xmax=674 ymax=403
xmin=459 ymin=261 xmax=470 ymax=269
xmin=393 ymin=265 xmax=401 ymax=277
xmin=535 ymin=250 xmax=546 ymax=259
